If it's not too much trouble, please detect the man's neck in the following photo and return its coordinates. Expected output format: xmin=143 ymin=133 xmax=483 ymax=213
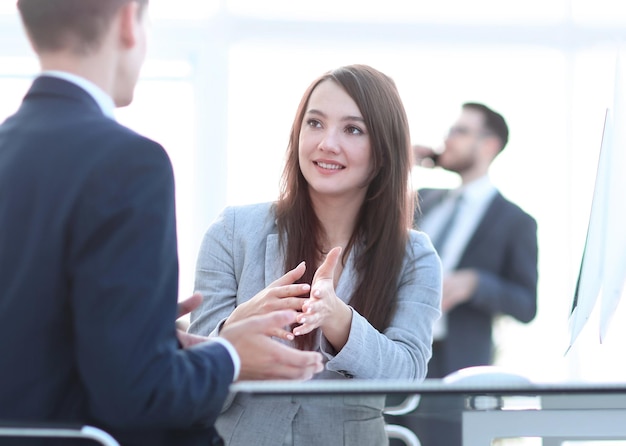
xmin=460 ymin=170 xmax=487 ymax=185
xmin=38 ymin=51 xmax=115 ymax=102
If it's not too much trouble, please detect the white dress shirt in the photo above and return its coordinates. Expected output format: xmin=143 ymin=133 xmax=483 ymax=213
xmin=421 ymin=175 xmax=497 ymax=339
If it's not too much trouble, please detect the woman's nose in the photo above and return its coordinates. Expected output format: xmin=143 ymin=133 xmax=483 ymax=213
xmin=318 ymin=129 xmax=340 ymax=153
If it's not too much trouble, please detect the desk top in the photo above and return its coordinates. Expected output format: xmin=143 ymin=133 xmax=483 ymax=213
xmin=231 ymin=378 xmax=626 ymax=396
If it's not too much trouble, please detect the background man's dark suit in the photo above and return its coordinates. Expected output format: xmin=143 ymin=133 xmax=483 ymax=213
xmin=384 ymin=102 xmax=539 ymax=446
xmin=397 ymin=186 xmax=538 ymax=446
xmin=0 ymin=76 xmax=232 ymax=446
xmin=418 ymin=187 xmax=538 ymax=378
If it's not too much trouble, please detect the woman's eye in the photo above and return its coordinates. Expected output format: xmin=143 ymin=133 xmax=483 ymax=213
xmin=306 ymin=119 xmax=321 ymax=128
xmin=346 ymin=125 xmax=363 ymax=135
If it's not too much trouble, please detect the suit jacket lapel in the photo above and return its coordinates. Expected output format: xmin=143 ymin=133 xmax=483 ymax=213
xmin=459 ymin=192 xmax=504 ymax=263
xmin=416 ymin=188 xmax=448 ymax=226
xmin=264 ymin=233 xmax=285 ymax=287
xmin=335 ymin=246 xmax=358 ymax=304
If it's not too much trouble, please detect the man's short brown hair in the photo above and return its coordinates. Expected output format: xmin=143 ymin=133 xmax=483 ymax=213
xmin=17 ymin=0 xmax=148 ymax=55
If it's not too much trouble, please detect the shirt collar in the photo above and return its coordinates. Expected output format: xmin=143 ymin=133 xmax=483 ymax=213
xmin=456 ymin=175 xmax=496 ymax=203
xmin=40 ymin=70 xmax=116 ymax=120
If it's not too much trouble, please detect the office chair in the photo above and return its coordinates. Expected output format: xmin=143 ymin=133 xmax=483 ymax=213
xmin=384 ymin=394 xmax=422 ymax=446
xmin=0 ymin=422 xmax=120 ymax=446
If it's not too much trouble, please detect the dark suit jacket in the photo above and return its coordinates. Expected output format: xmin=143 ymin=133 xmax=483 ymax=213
xmin=416 ymin=187 xmax=538 ymax=378
xmin=0 ymin=76 xmax=232 ymax=446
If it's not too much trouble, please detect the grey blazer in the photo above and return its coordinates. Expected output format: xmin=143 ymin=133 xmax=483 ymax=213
xmin=190 ymin=202 xmax=442 ymax=446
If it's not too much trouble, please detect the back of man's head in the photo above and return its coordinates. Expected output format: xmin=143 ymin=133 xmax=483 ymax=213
xmin=462 ymin=102 xmax=509 ymax=152
xmin=17 ymin=0 xmax=148 ymax=55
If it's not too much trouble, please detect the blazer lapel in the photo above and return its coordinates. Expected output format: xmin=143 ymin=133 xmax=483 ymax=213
xmin=459 ymin=192 xmax=503 ymax=261
xmin=265 ymin=233 xmax=285 ymax=287
xmin=334 ymin=247 xmax=354 ymax=304
xmin=416 ymin=188 xmax=448 ymax=225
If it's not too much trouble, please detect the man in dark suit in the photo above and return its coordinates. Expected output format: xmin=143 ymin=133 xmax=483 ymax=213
xmin=416 ymin=102 xmax=537 ymax=377
xmin=0 ymin=1 xmax=323 ymax=445
xmin=392 ymin=103 xmax=538 ymax=446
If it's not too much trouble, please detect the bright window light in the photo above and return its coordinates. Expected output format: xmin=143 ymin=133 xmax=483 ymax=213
xmin=228 ymin=0 xmax=568 ymax=23
xmin=149 ymin=0 xmax=221 ymax=20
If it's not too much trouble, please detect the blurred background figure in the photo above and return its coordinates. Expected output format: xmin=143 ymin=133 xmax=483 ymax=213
xmin=417 ymin=102 xmax=538 ymax=377
xmin=397 ymin=102 xmax=538 ymax=446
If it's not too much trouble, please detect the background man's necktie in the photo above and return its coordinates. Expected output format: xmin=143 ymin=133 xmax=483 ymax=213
xmin=433 ymin=193 xmax=464 ymax=253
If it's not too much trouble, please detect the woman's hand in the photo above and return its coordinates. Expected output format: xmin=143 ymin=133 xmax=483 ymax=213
xmin=224 ymin=261 xmax=311 ymax=341
xmin=295 ymin=247 xmax=352 ymax=351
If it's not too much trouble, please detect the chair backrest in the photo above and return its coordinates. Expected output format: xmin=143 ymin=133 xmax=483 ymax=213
xmin=0 ymin=422 xmax=120 ymax=446
xmin=385 ymin=424 xmax=421 ymax=446
xmin=384 ymin=394 xmax=422 ymax=446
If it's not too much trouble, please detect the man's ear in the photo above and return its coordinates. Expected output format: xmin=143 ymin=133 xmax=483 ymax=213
xmin=118 ymin=1 xmax=141 ymax=48
xmin=481 ymin=135 xmax=502 ymax=160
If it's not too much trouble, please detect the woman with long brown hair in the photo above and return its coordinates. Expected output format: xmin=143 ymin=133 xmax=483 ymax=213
xmin=190 ymin=64 xmax=442 ymax=446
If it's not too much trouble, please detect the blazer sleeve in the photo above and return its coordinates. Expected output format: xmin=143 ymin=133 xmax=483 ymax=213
xmin=67 ymin=134 xmax=233 ymax=429
xmin=468 ymin=208 xmax=538 ymax=323
xmin=322 ymin=231 xmax=442 ymax=380
xmin=189 ymin=206 xmax=240 ymax=337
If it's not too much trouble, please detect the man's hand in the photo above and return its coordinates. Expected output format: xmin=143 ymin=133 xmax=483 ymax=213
xmin=220 ymin=310 xmax=325 ymax=381
xmin=441 ymin=269 xmax=478 ymax=312
xmin=176 ymin=293 xmax=208 ymax=348
xmin=413 ymin=144 xmax=440 ymax=168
